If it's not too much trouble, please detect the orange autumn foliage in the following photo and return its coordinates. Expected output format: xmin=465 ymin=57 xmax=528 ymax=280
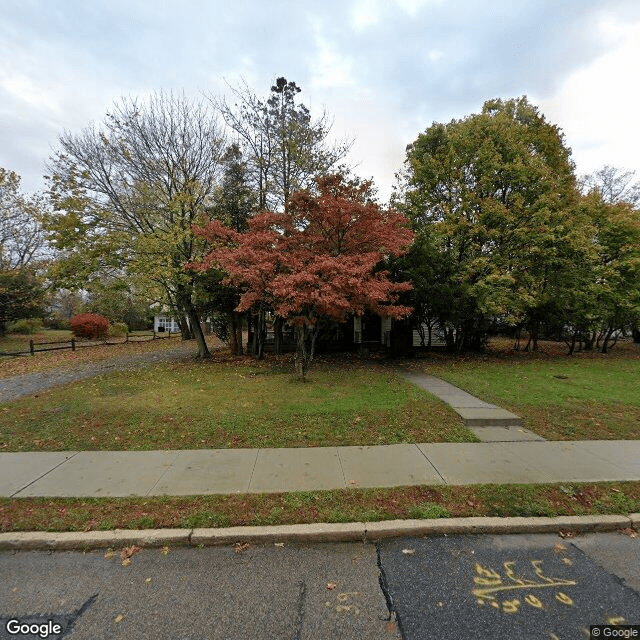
xmin=192 ymin=174 xmax=414 ymax=325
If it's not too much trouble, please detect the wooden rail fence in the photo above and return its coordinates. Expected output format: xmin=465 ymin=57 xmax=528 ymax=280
xmin=0 ymin=331 xmax=180 ymax=357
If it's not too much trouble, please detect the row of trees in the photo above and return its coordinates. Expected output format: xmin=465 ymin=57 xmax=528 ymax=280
xmin=44 ymin=79 xmax=354 ymax=361
xmin=393 ymin=98 xmax=640 ymax=353
xmin=3 ymin=82 xmax=639 ymax=364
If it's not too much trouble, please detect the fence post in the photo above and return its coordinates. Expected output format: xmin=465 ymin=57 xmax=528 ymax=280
xmin=30 ymin=339 xmax=35 ymax=356
xmin=71 ymin=338 xmax=76 ymax=351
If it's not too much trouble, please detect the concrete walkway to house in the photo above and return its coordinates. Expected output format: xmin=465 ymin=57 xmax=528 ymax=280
xmin=399 ymin=369 xmax=541 ymax=442
xmin=2 ymin=440 xmax=640 ymax=498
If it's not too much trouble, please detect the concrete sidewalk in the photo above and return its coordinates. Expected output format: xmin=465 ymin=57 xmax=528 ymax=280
xmin=2 ymin=440 xmax=639 ymax=498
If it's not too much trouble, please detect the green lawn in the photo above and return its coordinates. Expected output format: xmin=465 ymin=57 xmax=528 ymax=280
xmin=422 ymin=343 xmax=640 ymax=440
xmin=2 ymin=481 xmax=639 ymax=532
xmin=0 ymin=360 xmax=476 ymax=451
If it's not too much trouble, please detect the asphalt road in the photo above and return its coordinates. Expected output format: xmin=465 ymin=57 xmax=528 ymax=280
xmin=377 ymin=532 xmax=640 ymax=640
xmin=1 ymin=533 xmax=638 ymax=639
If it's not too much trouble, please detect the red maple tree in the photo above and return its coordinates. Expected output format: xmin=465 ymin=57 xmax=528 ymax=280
xmin=192 ymin=174 xmax=414 ymax=379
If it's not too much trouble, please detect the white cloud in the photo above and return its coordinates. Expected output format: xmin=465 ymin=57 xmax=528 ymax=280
xmin=351 ymin=0 xmax=381 ymax=30
xmin=0 ymin=72 xmax=60 ymax=112
xmin=393 ymin=0 xmax=439 ymax=17
xmin=538 ymin=17 xmax=640 ymax=175
xmin=309 ymin=36 xmax=355 ymax=90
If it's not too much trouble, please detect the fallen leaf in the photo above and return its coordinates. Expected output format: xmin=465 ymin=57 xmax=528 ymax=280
xmin=144 ymin=577 xmax=152 ymax=584
xmin=326 ymin=582 xmax=337 ymax=590
xmin=120 ymin=545 xmax=141 ymax=565
xmin=558 ymin=530 xmax=576 ymax=539
xmin=121 ymin=545 xmax=142 ymax=560
xmin=160 ymin=546 xmax=170 ymax=555
xmin=402 ymin=548 xmax=416 ymax=555
xmin=104 ymin=549 xmax=115 ymax=560
xmin=274 ymin=542 xmax=285 ymax=548
xmin=553 ymin=543 xmax=567 ymax=554
xmin=114 ymin=614 xmax=124 ymax=623
xmin=618 ymin=528 xmax=638 ymax=538
xmin=234 ymin=542 xmax=251 ymax=553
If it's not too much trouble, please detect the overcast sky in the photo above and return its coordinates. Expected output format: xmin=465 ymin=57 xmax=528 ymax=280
xmin=2 ymin=0 xmax=640 ymax=202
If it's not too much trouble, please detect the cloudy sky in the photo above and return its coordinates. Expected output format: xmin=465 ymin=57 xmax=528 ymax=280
xmin=2 ymin=0 xmax=640 ymax=202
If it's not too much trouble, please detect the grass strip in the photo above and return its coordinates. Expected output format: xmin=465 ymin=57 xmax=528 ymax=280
xmin=2 ymin=482 xmax=639 ymax=532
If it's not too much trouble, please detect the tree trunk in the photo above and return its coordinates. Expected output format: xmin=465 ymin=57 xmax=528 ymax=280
xmin=526 ymin=321 xmax=539 ymax=352
xmin=633 ymin=325 xmax=640 ymax=344
xmin=228 ymin=317 xmax=238 ymax=355
xmin=601 ymin=326 xmax=615 ymax=354
xmin=179 ymin=313 xmax=193 ymax=340
xmin=567 ymin=331 xmax=577 ymax=355
xmin=417 ymin=323 xmax=425 ymax=348
xmin=251 ymin=307 xmax=266 ymax=359
xmin=294 ymin=324 xmax=309 ymax=381
xmin=273 ymin=316 xmax=284 ymax=355
xmin=583 ymin=332 xmax=594 ymax=351
xmin=186 ymin=304 xmax=210 ymax=359
xmin=235 ymin=313 xmax=244 ymax=355
xmin=294 ymin=321 xmax=318 ymax=382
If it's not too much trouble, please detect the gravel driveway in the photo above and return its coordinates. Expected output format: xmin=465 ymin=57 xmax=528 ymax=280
xmin=0 ymin=343 xmax=198 ymax=403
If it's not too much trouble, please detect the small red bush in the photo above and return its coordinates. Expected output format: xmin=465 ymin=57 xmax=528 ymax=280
xmin=70 ymin=313 xmax=109 ymax=340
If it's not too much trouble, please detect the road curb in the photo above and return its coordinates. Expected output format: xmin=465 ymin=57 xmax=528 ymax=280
xmin=1 ymin=514 xmax=638 ymax=551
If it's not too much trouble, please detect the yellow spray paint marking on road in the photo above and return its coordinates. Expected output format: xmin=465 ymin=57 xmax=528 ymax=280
xmin=473 ymin=560 xmax=576 ymax=613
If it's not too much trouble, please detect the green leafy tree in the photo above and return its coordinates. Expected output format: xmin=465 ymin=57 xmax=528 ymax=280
xmin=580 ymin=165 xmax=640 ymax=344
xmin=0 ymin=268 xmax=45 ymax=336
xmin=195 ymin=144 xmax=255 ymax=354
xmin=45 ymin=92 xmax=226 ymax=358
xmin=83 ymin=281 xmax=152 ymax=330
xmin=398 ymin=97 xmax=583 ymax=351
xmin=584 ymin=194 xmax=640 ymax=352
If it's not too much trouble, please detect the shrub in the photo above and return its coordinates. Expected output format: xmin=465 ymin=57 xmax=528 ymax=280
xmin=7 ymin=318 xmax=44 ymax=334
xmin=107 ymin=322 xmax=128 ymax=337
xmin=71 ymin=313 xmax=109 ymax=340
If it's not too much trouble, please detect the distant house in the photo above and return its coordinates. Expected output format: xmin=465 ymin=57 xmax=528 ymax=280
xmin=153 ymin=314 xmax=181 ymax=333
xmin=153 ymin=312 xmax=214 ymax=335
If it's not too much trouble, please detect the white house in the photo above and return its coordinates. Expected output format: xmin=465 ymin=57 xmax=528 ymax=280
xmin=153 ymin=314 xmax=181 ymax=333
